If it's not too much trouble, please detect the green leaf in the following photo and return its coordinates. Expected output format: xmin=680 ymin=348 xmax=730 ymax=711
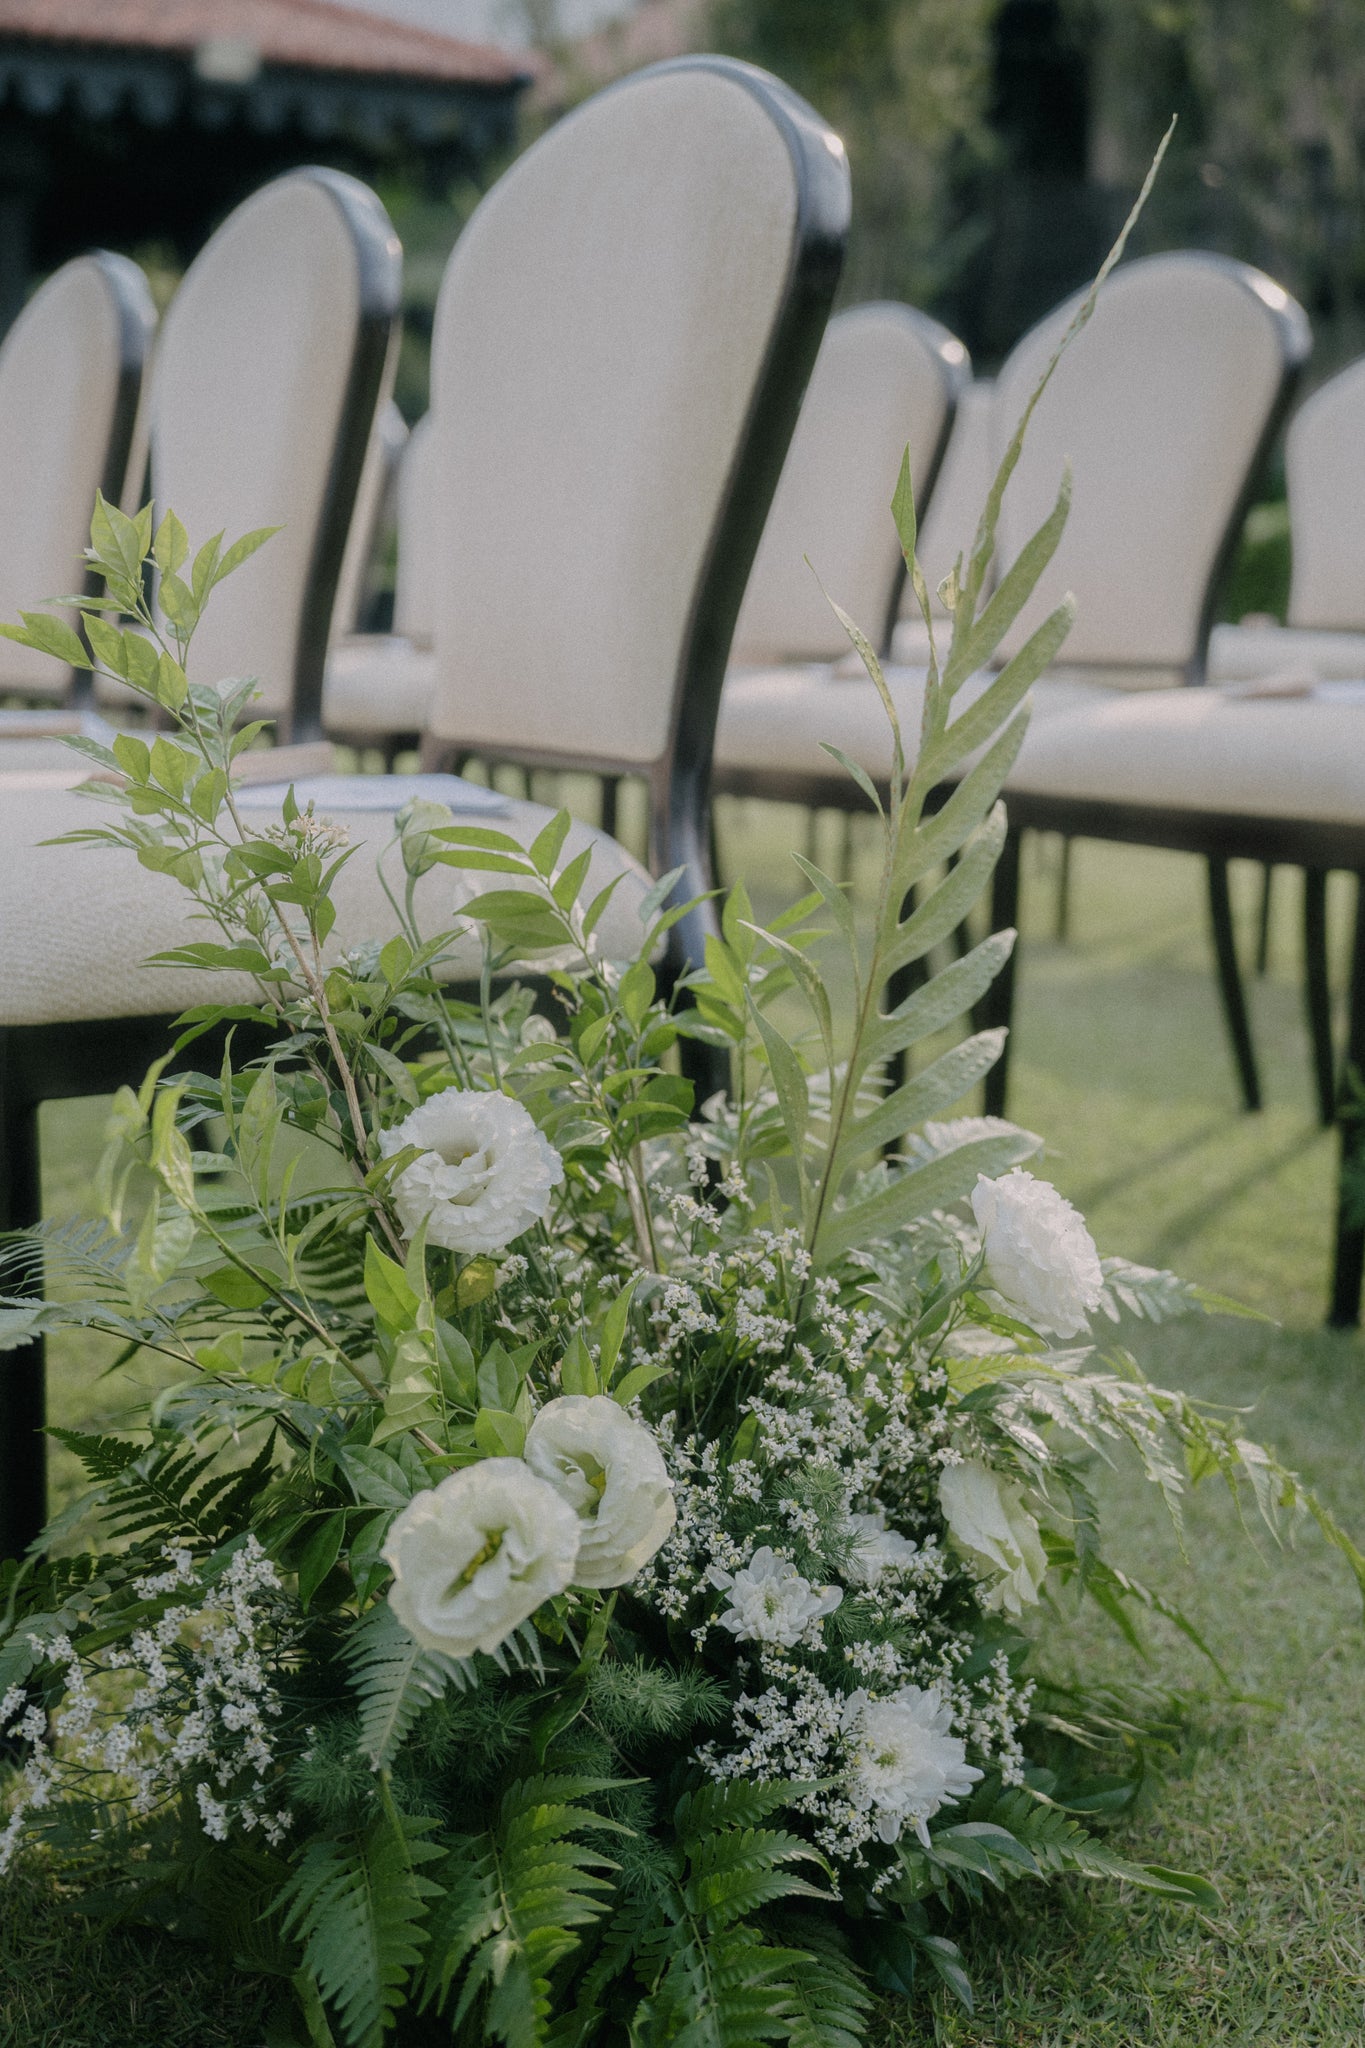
xmin=365 ymin=1238 xmax=420 ymax=1334
xmin=474 ymin=1407 xmax=526 ymax=1459
xmin=342 ymin=1447 xmax=416 ymax=1511
xmin=297 ymin=1512 xmax=346 ymax=1609
xmin=815 ymin=1128 xmax=1039 ymax=1263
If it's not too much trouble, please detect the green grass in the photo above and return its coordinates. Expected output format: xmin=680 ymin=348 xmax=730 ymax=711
xmin=14 ymin=806 xmax=1365 ymax=2044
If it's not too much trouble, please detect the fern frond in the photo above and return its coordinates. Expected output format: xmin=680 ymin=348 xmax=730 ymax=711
xmin=343 ymin=1601 xmax=476 ymax=1769
xmin=976 ymin=1787 xmax=1219 ymax=1909
xmin=420 ymin=1775 xmax=618 ymax=2046
xmin=773 ymin=1921 xmax=871 ymax=2048
xmin=275 ymin=1807 xmax=445 ymax=2048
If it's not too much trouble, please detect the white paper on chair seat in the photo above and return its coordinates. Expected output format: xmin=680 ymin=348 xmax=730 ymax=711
xmin=232 ymin=773 xmax=509 ymax=815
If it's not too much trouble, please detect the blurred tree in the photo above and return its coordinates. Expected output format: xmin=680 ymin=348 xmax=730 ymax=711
xmin=1075 ymin=0 xmax=1365 ymax=370
xmin=708 ymin=0 xmax=999 ymax=313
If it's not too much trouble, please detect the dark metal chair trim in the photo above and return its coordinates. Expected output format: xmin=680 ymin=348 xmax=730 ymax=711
xmin=276 ymin=168 xmax=402 ymax=744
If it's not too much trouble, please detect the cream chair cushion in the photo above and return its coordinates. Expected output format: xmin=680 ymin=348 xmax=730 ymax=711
xmin=891 ymin=379 xmax=996 ymax=667
xmin=144 ymin=175 xmax=373 ymax=716
xmin=0 ymin=770 xmax=652 ymax=1028
xmin=428 ymin=65 xmax=800 ymax=766
xmin=324 ymin=636 xmax=435 ymax=738
xmin=0 ymin=256 xmax=152 ymax=701
xmin=990 ymin=255 xmax=1305 ymax=677
xmin=1208 ymin=620 xmax=1365 ymax=684
xmin=730 ymin=304 xmax=965 ymax=666
xmin=1007 ymin=686 xmax=1365 ymax=824
xmin=715 ymin=662 xmax=1099 ymax=788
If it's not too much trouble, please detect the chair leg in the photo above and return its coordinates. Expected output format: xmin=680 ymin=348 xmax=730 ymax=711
xmin=981 ymin=824 xmax=1022 ymax=1119
xmin=1255 ymin=862 xmax=1275 ymax=976
xmin=1303 ymin=868 xmax=1336 ymax=1127
xmin=600 ymin=774 xmax=620 ymax=841
xmin=1206 ymin=857 xmax=1262 ymax=1112
xmin=1055 ymin=833 xmax=1073 ymax=942
xmin=0 ymin=1065 xmax=45 ymax=1560
xmin=1328 ymin=873 xmax=1365 ymax=1327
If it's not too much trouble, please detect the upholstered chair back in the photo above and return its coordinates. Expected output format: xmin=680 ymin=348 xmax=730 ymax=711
xmin=393 ymin=411 xmax=438 ymax=649
xmin=426 ymin=57 xmax=850 ymax=800
xmin=147 ymin=168 xmax=401 ymax=733
xmin=0 ymin=252 xmax=154 ymax=700
xmin=730 ymin=302 xmax=968 ymax=664
xmin=991 ymin=253 xmax=1310 ymax=683
xmin=1284 ymin=356 xmax=1365 ymax=630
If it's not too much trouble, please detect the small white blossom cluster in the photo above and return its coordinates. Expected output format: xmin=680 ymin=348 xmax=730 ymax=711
xmin=631 ymin=1248 xmax=1040 ymax=1876
xmin=0 ymin=1539 xmax=294 ymax=1874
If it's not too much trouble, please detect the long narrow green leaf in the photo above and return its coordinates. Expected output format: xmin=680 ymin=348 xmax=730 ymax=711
xmin=841 ymin=1029 xmax=1006 ymax=1161
xmin=863 ymin=932 xmax=1015 ymax=1069
xmin=814 ymin=1129 xmax=1039 ymax=1263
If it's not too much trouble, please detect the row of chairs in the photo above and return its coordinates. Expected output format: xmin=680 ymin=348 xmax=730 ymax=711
xmin=0 ymin=54 xmax=852 ymax=1557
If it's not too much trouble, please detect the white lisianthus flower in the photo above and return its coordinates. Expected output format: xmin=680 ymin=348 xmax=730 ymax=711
xmin=845 ymin=1510 xmax=919 ymax=1588
xmin=938 ymin=1459 xmax=1048 ymax=1618
xmin=970 ymin=1168 xmax=1104 ymax=1338
xmin=709 ymin=1546 xmax=842 ymax=1647
xmin=841 ymin=1685 xmax=982 ymax=1846
xmin=382 ymin=1459 xmax=580 ymax=1658
xmin=524 ymin=1395 xmax=676 ymax=1588
xmin=378 ymin=1088 xmax=563 ymax=1254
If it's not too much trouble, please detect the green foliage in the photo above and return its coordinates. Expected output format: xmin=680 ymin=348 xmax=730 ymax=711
xmin=343 ymin=1602 xmax=478 ymax=1770
xmin=275 ymin=1802 xmax=444 ymax=2048
xmin=418 ymin=1776 xmax=618 ymax=2043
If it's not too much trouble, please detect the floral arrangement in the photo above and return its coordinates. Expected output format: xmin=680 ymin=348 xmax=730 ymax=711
xmin=2 ymin=292 xmax=1362 ymax=2048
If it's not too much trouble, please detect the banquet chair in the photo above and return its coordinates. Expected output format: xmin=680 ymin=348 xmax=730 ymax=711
xmin=95 ymin=166 xmax=402 ymax=741
xmin=1208 ymin=355 xmax=1365 ymax=1090
xmin=0 ymin=252 xmax=155 ymax=708
xmin=710 ymin=300 xmax=967 ymax=816
xmin=716 ymin=254 xmax=1310 ymax=1110
xmin=1210 ymin=354 xmax=1365 ymax=687
xmin=0 ymin=55 xmax=850 ymax=1556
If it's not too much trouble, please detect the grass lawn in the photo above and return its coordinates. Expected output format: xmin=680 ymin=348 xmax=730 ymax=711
xmin=11 ymin=800 xmax=1365 ymax=2045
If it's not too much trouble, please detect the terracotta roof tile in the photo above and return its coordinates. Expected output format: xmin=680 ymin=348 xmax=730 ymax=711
xmin=0 ymin=0 xmax=531 ymax=87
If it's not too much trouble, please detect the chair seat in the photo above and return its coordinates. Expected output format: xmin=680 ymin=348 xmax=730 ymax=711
xmin=1007 ymin=686 xmax=1365 ymax=824
xmin=1208 ymin=621 xmax=1365 ymax=684
xmin=0 ymin=771 xmax=652 ymax=1028
xmin=323 ymin=634 xmax=435 ymax=738
xmin=714 ymin=662 xmax=1104 ymax=790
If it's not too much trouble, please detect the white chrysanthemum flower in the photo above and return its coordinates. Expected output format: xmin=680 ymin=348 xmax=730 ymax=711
xmin=379 ymin=1088 xmax=563 ymax=1254
xmin=970 ymin=1168 xmax=1103 ymax=1338
xmin=938 ymin=1459 xmax=1048 ymax=1617
xmin=524 ymin=1395 xmax=676 ymax=1589
xmin=841 ymin=1684 xmax=982 ymax=1846
xmin=709 ymin=1545 xmax=841 ymax=1647
xmin=845 ymin=1509 xmax=919 ymax=1587
xmin=383 ymin=1459 xmax=580 ymax=1658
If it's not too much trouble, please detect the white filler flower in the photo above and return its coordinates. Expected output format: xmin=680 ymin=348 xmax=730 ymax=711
xmin=383 ymin=1458 xmax=580 ymax=1658
xmin=841 ymin=1685 xmax=982 ymax=1846
xmin=970 ymin=1168 xmax=1103 ymax=1338
xmin=938 ymin=1459 xmax=1048 ymax=1618
xmin=845 ymin=1510 xmax=919 ymax=1587
xmin=524 ymin=1395 xmax=676 ymax=1588
xmin=710 ymin=1546 xmax=842 ymax=1647
xmin=379 ymin=1088 xmax=563 ymax=1254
